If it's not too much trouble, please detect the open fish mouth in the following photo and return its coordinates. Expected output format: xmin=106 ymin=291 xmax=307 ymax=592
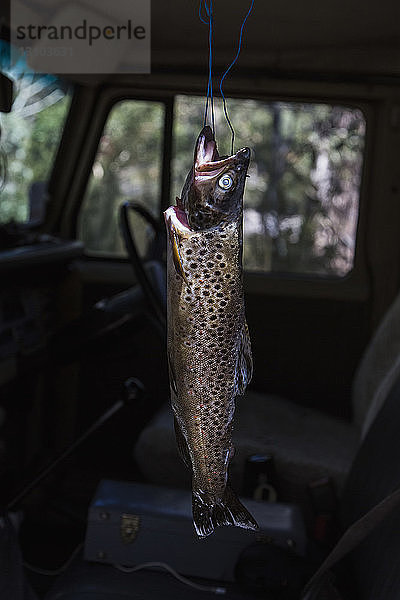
xmin=194 ymin=126 xmax=237 ymax=179
xmin=195 ymin=125 xmax=219 ymax=167
xmin=194 ymin=126 xmax=251 ymax=181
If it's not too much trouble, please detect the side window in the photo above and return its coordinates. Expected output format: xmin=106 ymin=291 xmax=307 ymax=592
xmin=78 ymin=100 xmax=165 ymax=256
xmin=0 ymin=73 xmax=71 ymax=224
xmin=172 ymin=96 xmax=365 ymax=277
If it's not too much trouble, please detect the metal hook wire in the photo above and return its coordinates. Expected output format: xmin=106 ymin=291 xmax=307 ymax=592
xmin=200 ymin=0 xmax=215 ymax=135
xmin=219 ymin=0 xmax=255 ymax=154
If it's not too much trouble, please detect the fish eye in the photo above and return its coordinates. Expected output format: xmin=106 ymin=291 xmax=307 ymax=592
xmin=218 ymin=174 xmax=234 ymax=190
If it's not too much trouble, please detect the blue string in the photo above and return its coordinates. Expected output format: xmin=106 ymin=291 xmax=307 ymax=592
xmin=198 ymin=0 xmax=209 ymax=25
xmin=219 ymin=0 xmax=255 ymax=154
xmin=199 ymin=0 xmax=215 ymax=134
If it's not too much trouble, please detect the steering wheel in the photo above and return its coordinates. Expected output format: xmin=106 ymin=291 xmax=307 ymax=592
xmin=119 ymin=201 xmax=166 ymax=338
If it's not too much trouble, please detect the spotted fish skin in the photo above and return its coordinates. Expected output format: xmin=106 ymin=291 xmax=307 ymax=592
xmin=164 ymin=127 xmax=257 ymax=538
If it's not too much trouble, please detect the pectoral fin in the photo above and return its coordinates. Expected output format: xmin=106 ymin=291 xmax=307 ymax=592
xmin=167 ymin=351 xmax=178 ymax=396
xmin=235 ymin=321 xmax=253 ymax=396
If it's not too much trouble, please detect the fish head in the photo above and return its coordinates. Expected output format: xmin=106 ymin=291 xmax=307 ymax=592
xmin=180 ymin=126 xmax=250 ymax=231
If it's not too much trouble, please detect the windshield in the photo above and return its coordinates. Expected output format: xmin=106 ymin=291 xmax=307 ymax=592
xmin=0 ymin=47 xmax=71 ymax=225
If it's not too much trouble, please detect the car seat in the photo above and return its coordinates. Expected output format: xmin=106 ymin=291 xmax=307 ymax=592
xmin=134 ymin=291 xmax=400 ymax=509
xmin=337 ymin=366 xmax=400 ymax=599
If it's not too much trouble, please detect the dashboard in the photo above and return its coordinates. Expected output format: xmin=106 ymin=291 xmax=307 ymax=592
xmin=0 ymin=239 xmax=83 ymax=386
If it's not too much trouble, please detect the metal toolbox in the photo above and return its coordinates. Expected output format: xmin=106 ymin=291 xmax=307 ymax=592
xmin=84 ymin=480 xmax=306 ymax=582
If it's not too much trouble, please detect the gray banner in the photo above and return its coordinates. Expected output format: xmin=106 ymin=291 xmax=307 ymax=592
xmin=11 ymin=0 xmax=150 ymax=74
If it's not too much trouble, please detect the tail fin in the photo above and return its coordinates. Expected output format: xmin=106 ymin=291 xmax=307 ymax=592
xmin=192 ymin=484 xmax=258 ymax=539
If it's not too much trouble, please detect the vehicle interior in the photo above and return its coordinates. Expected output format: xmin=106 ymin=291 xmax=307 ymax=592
xmin=2 ymin=0 xmax=400 ymax=598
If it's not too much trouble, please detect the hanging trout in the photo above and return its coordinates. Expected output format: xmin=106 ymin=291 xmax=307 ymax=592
xmin=164 ymin=126 xmax=257 ymax=538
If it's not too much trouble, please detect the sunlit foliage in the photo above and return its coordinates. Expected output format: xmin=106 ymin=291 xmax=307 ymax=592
xmin=79 ymin=101 xmax=164 ymax=255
